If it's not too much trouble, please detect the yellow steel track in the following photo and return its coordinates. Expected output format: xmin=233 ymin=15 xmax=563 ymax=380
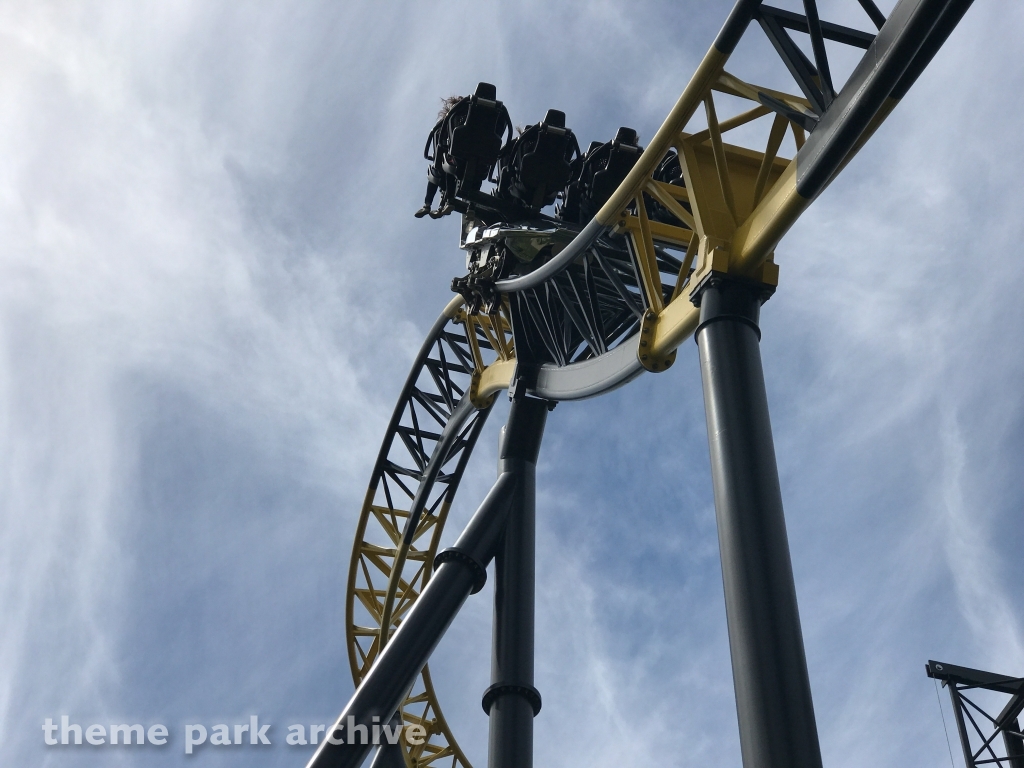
xmin=346 ymin=299 xmax=513 ymax=768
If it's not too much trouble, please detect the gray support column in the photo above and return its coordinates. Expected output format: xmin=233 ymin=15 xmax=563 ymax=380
xmin=694 ymin=276 xmax=823 ymax=768
xmin=485 ymin=395 xmax=549 ymax=768
xmin=307 ymin=472 xmax=519 ymax=768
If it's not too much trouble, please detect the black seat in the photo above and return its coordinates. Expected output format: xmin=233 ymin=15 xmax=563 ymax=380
xmin=559 ymin=127 xmax=642 ymax=223
xmin=416 ymin=82 xmax=512 ymax=217
xmin=446 ymin=83 xmax=509 ymax=194
xmin=589 ymin=127 xmax=642 ymax=209
xmin=501 ymin=109 xmax=580 ymax=210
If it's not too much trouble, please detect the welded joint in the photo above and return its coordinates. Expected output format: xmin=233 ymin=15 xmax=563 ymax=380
xmin=694 ymin=307 xmax=764 ymax=342
xmin=687 ymin=237 xmax=778 ymax=306
xmin=434 ymin=547 xmax=488 ymax=594
xmin=481 ymin=683 xmax=542 ymax=716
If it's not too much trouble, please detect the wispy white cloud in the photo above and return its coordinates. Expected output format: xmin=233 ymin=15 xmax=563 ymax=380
xmin=2 ymin=2 xmax=1023 ymax=768
xmin=938 ymin=406 xmax=1024 ymax=668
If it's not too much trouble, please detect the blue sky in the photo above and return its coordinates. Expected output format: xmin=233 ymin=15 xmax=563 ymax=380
xmin=1 ymin=1 xmax=1022 ymax=767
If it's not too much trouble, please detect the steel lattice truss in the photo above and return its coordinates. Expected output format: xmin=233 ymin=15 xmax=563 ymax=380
xmin=346 ymin=303 xmax=516 ymax=768
xmin=929 ymin=661 xmax=1024 ymax=768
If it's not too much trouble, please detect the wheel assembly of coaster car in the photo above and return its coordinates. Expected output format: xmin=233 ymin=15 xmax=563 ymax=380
xmin=452 ymin=218 xmax=577 ymax=314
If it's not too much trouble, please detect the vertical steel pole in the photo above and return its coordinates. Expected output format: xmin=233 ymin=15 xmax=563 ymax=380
xmin=694 ymin=276 xmax=823 ymax=768
xmin=1003 ymin=719 xmax=1024 ymax=768
xmin=485 ymin=395 xmax=548 ymax=768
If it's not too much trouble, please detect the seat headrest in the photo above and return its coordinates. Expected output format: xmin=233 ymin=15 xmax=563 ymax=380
xmin=614 ymin=127 xmax=638 ymax=146
xmin=543 ymin=109 xmax=566 ymax=129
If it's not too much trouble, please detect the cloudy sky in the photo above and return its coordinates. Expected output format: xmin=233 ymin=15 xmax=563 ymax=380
xmin=2 ymin=1 xmax=1022 ymax=766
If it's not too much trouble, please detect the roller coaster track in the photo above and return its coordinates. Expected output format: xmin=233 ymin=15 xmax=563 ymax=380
xmin=339 ymin=1 xmax=976 ymax=766
xmin=346 ymin=298 xmax=501 ymax=768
